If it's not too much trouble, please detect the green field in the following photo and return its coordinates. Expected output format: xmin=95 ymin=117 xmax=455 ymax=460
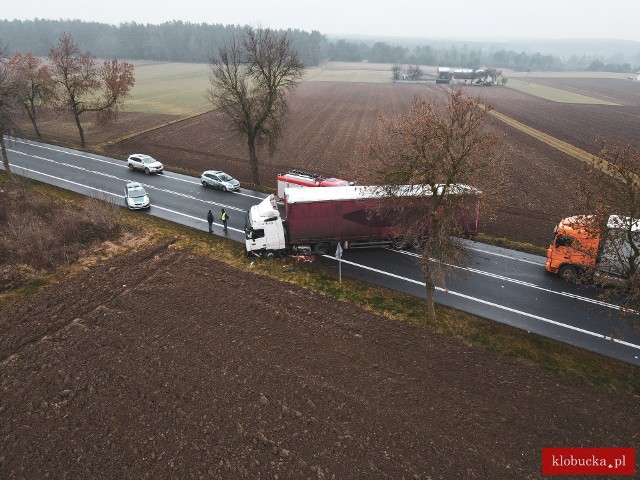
xmin=305 ymin=62 xmax=393 ymax=83
xmin=508 ymin=71 xmax=629 ymax=79
xmin=126 ymin=63 xmax=212 ymax=116
xmin=124 ymin=62 xmax=622 ymax=115
xmin=506 ymin=78 xmax=620 ymax=105
xmin=125 ymin=61 xmax=394 ymax=115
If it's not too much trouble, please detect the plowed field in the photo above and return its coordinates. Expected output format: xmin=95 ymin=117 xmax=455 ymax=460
xmin=106 ymin=80 xmax=618 ymax=246
xmin=2 ymin=244 xmax=638 ymax=479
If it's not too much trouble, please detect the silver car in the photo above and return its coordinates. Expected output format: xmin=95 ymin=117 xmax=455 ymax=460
xmin=127 ymin=154 xmax=164 ymax=174
xmin=124 ymin=181 xmax=150 ymax=210
xmin=200 ymin=170 xmax=240 ymax=192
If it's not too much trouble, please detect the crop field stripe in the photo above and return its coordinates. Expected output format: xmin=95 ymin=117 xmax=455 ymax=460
xmin=506 ymin=79 xmax=619 ymax=105
xmin=488 ymin=109 xmax=619 ymax=177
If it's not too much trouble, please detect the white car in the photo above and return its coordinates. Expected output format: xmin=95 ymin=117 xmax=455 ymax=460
xmin=127 ymin=154 xmax=164 ymax=174
xmin=200 ymin=170 xmax=240 ymax=192
xmin=124 ymin=182 xmax=150 ymax=210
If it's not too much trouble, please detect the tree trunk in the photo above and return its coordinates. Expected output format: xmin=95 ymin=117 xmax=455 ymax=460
xmin=422 ymin=256 xmax=437 ymax=322
xmin=73 ymin=110 xmax=85 ymax=147
xmin=248 ymin=133 xmax=260 ymax=185
xmin=0 ymin=136 xmax=15 ymax=182
xmin=27 ymin=101 xmax=41 ymax=138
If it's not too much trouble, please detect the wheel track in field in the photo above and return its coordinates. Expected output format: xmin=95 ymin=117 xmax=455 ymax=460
xmin=488 ymin=109 xmax=630 ymax=181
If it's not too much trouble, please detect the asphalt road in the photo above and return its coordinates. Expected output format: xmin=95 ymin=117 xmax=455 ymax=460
xmin=4 ymin=137 xmax=640 ymax=366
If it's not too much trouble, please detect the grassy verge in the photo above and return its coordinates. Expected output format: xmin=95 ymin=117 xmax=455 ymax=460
xmin=3 ymin=174 xmax=639 ymax=395
xmin=476 ymin=233 xmax=548 ymax=256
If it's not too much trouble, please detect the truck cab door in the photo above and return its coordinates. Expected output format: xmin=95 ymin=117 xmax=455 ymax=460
xmin=264 ymin=220 xmax=286 ymax=250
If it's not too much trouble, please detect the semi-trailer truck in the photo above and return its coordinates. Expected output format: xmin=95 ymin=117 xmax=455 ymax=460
xmin=245 ymin=184 xmax=480 ymax=258
xmin=546 ymin=214 xmax=640 ymax=284
xmin=276 ymin=170 xmax=355 ymax=198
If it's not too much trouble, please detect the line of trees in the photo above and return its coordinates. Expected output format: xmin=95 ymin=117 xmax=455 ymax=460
xmin=2 ymin=19 xmax=638 ymax=73
xmin=327 ymin=40 xmax=565 ymax=72
xmin=0 ymin=19 xmax=325 ymax=67
xmin=0 ymin=33 xmax=135 ymax=177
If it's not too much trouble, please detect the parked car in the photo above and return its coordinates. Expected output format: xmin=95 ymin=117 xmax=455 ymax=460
xmin=127 ymin=154 xmax=164 ymax=174
xmin=124 ymin=181 xmax=150 ymax=210
xmin=200 ymin=170 xmax=240 ymax=192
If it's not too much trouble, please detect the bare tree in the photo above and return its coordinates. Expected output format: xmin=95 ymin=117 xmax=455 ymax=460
xmin=207 ymin=27 xmax=304 ymax=185
xmin=9 ymin=51 xmax=56 ymax=138
xmin=577 ymin=140 xmax=640 ymax=324
xmin=48 ymin=34 xmax=135 ymax=147
xmin=407 ymin=65 xmax=423 ymax=81
xmin=357 ymin=90 xmax=501 ymax=321
xmin=391 ymin=64 xmax=402 ymax=81
xmin=0 ymin=42 xmax=21 ymax=182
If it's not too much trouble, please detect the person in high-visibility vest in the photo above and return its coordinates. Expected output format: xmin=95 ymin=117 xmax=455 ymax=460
xmin=221 ymin=208 xmax=229 ymax=232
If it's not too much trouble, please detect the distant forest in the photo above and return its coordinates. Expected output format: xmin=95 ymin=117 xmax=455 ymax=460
xmin=0 ymin=19 xmax=637 ymax=72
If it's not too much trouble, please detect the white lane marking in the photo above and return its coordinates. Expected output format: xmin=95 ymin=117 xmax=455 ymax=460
xmin=8 ymin=165 xmax=123 ymax=198
xmin=7 ymin=150 xmax=630 ymax=310
xmin=9 ymin=160 xmax=638 ymax=352
xmin=325 ymin=255 xmax=640 ymax=351
xmin=9 ymin=165 xmax=243 ymax=233
xmin=8 ymin=152 xmax=246 ymax=213
xmin=393 ymin=248 xmax=626 ymax=312
xmin=7 ymin=138 xmax=264 ymax=200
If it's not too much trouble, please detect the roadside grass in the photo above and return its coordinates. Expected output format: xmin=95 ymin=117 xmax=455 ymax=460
xmin=172 ymin=224 xmax=640 ymax=395
xmin=506 ymin=78 xmax=619 ymax=105
xmin=3 ymin=174 xmax=639 ymax=395
xmin=476 ymin=233 xmax=548 ymax=256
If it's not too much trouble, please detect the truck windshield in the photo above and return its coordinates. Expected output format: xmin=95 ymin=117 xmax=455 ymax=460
xmin=244 ymin=211 xmax=253 ymax=239
xmin=555 ymin=235 xmax=573 ymax=247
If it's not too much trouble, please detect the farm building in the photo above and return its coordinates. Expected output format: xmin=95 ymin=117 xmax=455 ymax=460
xmin=436 ymin=67 xmax=495 ymax=85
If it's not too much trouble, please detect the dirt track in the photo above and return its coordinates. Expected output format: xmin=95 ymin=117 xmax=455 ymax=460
xmin=1 ymin=244 xmax=638 ymax=478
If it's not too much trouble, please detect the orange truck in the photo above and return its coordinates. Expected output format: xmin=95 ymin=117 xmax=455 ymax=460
xmin=546 ymin=215 xmax=640 ymax=283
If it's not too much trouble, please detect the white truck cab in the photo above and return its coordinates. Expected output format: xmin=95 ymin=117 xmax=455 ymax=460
xmin=245 ymin=195 xmax=287 ymax=257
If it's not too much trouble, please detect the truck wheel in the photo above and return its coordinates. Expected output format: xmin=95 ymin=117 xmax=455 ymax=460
xmin=558 ymin=265 xmax=578 ymax=283
xmin=265 ymin=252 xmax=276 ymax=260
xmin=313 ymin=243 xmax=329 ymax=255
xmin=391 ymin=238 xmax=406 ymax=249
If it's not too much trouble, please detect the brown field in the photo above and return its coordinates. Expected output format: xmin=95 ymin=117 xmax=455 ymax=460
xmin=102 ymin=81 xmax=597 ymax=246
xmin=20 ymin=75 xmax=640 ymax=247
xmin=477 ymin=79 xmax=640 ymax=155
xmin=2 ymin=242 xmax=638 ymax=479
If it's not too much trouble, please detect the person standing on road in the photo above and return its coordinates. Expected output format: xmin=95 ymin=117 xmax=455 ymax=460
xmin=221 ymin=208 xmax=229 ymax=233
xmin=207 ymin=209 xmax=214 ymax=233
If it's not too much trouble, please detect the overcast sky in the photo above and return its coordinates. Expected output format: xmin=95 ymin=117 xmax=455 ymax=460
xmin=5 ymin=0 xmax=640 ymax=42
